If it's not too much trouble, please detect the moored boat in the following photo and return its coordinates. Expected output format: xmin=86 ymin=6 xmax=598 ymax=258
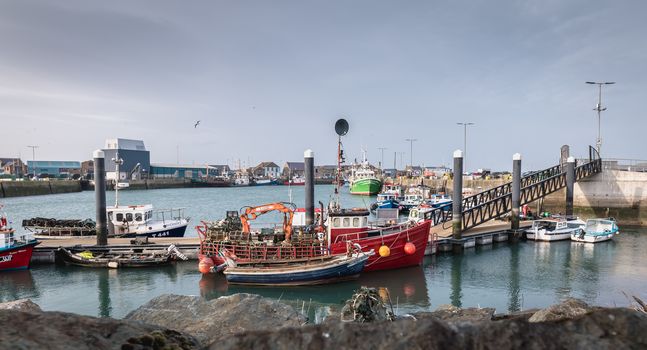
xmin=373 ymin=193 xmax=400 ymax=210
xmin=571 ymin=218 xmax=619 ymax=243
xmin=525 ymin=218 xmax=580 ymax=241
xmin=327 ymin=208 xmax=431 ymax=272
xmin=1 ymin=207 xmax=40 ymax=271
xmin=349 ymin=150 xmax=382 ymax=196
xmin=223 ymin=247 xmax=371 ymax=286
xmin=55 ymin=245 xmax=186 ymax=268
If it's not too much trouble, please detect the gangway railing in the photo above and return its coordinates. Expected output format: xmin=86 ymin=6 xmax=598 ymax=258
xmin=424 ymin=146 xmax=602 ymax=231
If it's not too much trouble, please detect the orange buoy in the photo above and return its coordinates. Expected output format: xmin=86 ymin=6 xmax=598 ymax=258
xmin=378 ymin=245 xmax=390 ymax=257
xmin=404 ymin=242 xmax=416 ymax=255
xmin=198 ymin=257 xmax=214 ymax=274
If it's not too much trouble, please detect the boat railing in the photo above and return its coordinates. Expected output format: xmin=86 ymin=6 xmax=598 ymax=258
xmin=0 ymin=230 xmax=35 ymax=248
xmin=332 ymin=221 xmax=416 ymax=245
xmin=154 ymin=208 xmax=187 ymax=222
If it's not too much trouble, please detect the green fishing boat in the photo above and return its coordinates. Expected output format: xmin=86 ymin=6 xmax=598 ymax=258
xmin=349 ymin=151 xmax=382 ymax=196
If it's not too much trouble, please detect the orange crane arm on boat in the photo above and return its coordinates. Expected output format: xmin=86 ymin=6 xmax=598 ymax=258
xmin=240 ymin=203 xmax=294 ymax=241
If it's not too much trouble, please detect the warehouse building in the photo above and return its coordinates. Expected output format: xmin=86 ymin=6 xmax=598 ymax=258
xmin=27 ymin=160 xmax=81 ymax=178
xmin=102 ymin=138 xmax=150 ymax=180
xmin=150 ymin=164 xmax=220 ymax=180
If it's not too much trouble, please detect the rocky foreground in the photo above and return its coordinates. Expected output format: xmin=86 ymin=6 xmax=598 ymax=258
xmin=1 ymin=294 xmax=646 ymax=350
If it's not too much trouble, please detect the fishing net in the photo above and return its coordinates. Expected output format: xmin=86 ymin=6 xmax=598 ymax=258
xmin=340 ymin=287 xmax=395 ymax=323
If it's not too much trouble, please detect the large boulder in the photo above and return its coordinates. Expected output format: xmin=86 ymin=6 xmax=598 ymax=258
xmin=529 ymin=298 xmax=593 ymax=323
xmin=0 ymin=309 xmax=199 ymax=350
xmin=0 ymin=299 xmax=42 ymax=313
xmin=213 ymin=308 xmax=647 ymax=350
xmin=125 ymin=293 xmax=307 ymax=347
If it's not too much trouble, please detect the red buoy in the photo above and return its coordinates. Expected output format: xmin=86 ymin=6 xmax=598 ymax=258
xmin=198 ymin=257 xmax=214 ymax=274
xmin=404 ymin=242 xmax=416 ymax=255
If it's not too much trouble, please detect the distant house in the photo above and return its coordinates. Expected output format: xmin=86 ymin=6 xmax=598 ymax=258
xmin=315 ymin=165 xmax=337 ymax=179
xmin=283 ymin=162 xmax=305 ymax=179
xmin=405 ymin=165 xmax=423 ymax=177
xmin=0 ymin=158 xmax=26 ymax=176
xmin=424 ymin=166 xmax=451 ymax=179
xmin=252 ymin=162 xmax=280 ymax=179
xmin=382 ymin=168 xmax=397 ymax=178
xmin=81 ymin=160 xmax=94 ymax=179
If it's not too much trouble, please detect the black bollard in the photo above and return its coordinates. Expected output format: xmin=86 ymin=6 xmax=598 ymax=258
xmin=93 ymin=150 xmax=108 ymax=246
xmin=565 ymin=156 xmax=575 ymax=217
xmin=452 ymin=150 xmax=463 ymax=239
xmin=511 ymin=153 xmax=521 ymax=230
xmin=304 ymin=149 xmax=315 ymax=226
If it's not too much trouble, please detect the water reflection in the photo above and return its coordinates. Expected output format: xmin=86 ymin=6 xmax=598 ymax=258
xmin=0 ymin=270 xmax=38 ymax=302
xmin=508 ymin=242 xmax=520 ymax=312
xmin=98 ymin=269 xmax=112 ymax=317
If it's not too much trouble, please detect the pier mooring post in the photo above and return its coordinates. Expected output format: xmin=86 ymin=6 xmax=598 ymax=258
xmin=452 ymin=150 xmax=463 ymax=240
xmin=304 ymin=149 xmax=315 ymax=226
xmin=565 ymin=156 xmax=575 ymax=217
xmin=93 ymin=150 xmax=108 ymax=246
xmin=511 ymin=153 xmax=521 ymax=230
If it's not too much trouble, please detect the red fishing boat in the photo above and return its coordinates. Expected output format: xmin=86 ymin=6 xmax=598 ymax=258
xmin=1 ymin=207 xmax=39 ymax=271
xmin=326 ymin=208 xmax=430 ymax=272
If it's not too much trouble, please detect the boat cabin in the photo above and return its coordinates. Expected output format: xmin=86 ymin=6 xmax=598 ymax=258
xmin=377 ymin=193 xmax=398 ymax=202
xmin=326 ymin=209 xmax=370 ymax=244
xmin=402 ymin=193 xmax=424 ymax=204
xmin=530 ymin=219 xmax=568 ymax=231
xmin=108 ymin=205 xmax=154 ymax=227
xmin=585 ymin=219 xmax=618 ymax=234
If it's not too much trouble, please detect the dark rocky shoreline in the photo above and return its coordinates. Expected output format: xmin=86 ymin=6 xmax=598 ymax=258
xmin=1 ymin=294 xmax=646 ymax=350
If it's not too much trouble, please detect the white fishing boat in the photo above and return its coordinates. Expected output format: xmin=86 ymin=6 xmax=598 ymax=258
xmin=107 ymin=153 xmax=189 ymax=238
xmin=525 ymin=218 xmax=580 ymax=241
xmin=571 ymin=218 xmax=619 ymax=243
xmin=232 ymin=171 xmax=251 ymax=186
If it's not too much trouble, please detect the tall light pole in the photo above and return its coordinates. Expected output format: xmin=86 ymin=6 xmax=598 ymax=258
xmin=405 ymin=138 xmax=417 ymax=167
xmin=377 ymin=147 xmax=387 ymax=169
xmin=456 ymin=122 xmax=475 ymax=172
xmin=586 ymin=81 xmax=615 ymax=155
xmin=27 ymin=145 xmax=39 ymax=178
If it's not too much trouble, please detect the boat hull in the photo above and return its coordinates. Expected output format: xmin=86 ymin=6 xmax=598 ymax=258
xmin=122 ymin=223 xmax=188 ymax=238
xmin=223 ymin=254 xmax=369 ymax=286
xmin=55 ymin=247 xmax=172 ymax=268
xmin=571 ymin=231 xmax=617 ymax=243
xmin=329 ymin=220 xmax=431 ymax=272
xmin=525 ymin=229 xmax=576 ymax=241
xmin=350 ymin=178 xmax=382 ymax=196
xmin=0 ymin=241 xmax=39 ymax=271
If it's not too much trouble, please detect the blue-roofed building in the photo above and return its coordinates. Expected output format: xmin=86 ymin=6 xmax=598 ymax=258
xmin=27 ymin=160 xmax=81 ymax=178
xmin=150 ymin=164 xmax=220 ymax=180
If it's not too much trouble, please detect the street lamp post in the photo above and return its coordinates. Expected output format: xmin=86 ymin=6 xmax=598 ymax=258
xmin=585 ymin=81 xmax=615 ymax=155
xmin=456 ymin=122 xmax=475 ymax=173
xmin=405 ymin=138 xmax=417 ymax=168
xmin=27 ymin=145 xmax=39 ymax=178
xmin=377 ymin=147 xmax=387 ymax=169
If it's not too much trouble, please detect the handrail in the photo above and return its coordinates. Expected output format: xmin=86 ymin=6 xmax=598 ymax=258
xmin=331 ymin=221 xmax=415 ymax=245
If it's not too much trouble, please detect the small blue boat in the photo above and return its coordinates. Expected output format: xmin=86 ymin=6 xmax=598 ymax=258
xmin=223 ymin=252 xmax=371 ymax=286
xmin=375 ymin=193 xmax=400 ymax=209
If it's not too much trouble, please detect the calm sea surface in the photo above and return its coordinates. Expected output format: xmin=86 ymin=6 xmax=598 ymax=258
xmin=1 ymin=186 xmax=645 ymax=320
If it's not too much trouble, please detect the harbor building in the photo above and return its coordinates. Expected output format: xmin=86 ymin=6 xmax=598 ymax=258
xmin=26 ymin=160 xmax=81 ymax=178
xmin=282 ymin=162 xmax=305 ymax=179
xmin=315 ymin=165 xmax=337 ymax=180
xmin=0 ymin=158 xmax=26 ymax=177
xmin=149 ymin=164 xmax=220 ymax=180
xmin=252 ymin=162 xmax=280 ymax=179
xmin=102 ymin=138 xmax=150 ymax=180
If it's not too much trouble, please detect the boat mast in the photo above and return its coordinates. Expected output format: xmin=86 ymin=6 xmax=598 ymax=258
xmin=112 ymin=152 xmax=123 ymax=207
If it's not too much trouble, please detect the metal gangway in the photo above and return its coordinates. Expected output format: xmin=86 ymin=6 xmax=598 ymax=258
xmin=424 ymin=146 xmax=602 ymax=231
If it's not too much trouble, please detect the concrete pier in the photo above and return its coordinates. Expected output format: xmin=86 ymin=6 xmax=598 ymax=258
xmin=93 ymin=150 xmax=108 ymax=246
xmin=452 ymin=150 xmax=463 ymax=240
xmin=511 ymin=153 xmax=521 ymax=230
xmin=565 ymin=156 xmax=575 ymax=217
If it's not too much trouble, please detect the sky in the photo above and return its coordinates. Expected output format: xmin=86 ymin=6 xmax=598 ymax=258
xmin=0 ymin=0 xmax=645 ymax=172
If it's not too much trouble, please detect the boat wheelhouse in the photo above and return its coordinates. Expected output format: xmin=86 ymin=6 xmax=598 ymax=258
xmin=571 ymin=218 xmax=619 ymax=243
xmin=107 ymin=205 xmax=188 ymax=238
xmin=375 ymin=193 xmax=400 ymax=209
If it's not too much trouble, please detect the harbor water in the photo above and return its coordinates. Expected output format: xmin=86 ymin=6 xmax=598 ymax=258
xmin=1 ymin=186 xmax=645 ymax=319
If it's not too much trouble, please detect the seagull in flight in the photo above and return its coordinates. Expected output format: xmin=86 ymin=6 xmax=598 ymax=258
xmin=194 ymin=120 xmax=200 ymax=128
